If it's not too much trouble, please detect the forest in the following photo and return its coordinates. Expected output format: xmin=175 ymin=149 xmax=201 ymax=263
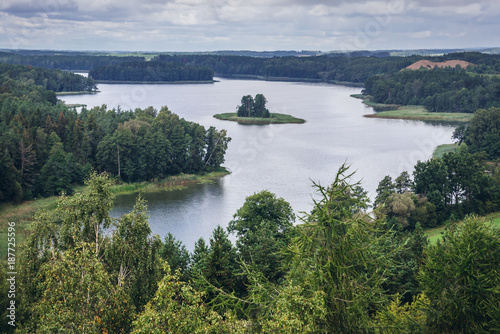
xmin=1 ymin=160 xmax=498 ymax=333
xmin=154 ymin=53 xmax=419 ymax=84
xmin=89 ymin=61 xmax=214 ymax=82
xmin=0 ymin=51 xmax=146 ymax=71
xmin=1 ymin=53 xmax=500 ymax=333
xmin=0 ymin=63 xmax=230 ymax=203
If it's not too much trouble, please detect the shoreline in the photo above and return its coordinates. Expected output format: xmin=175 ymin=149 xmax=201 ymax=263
xmin=0 ymin=169 xmax=230 ymax=259
xmin=93 ymin=79 xmax=216 ymax=84
xmin=216 ymin=74 xmax=364 ymax=87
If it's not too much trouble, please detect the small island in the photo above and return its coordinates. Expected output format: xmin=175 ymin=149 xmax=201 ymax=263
xmin=214 ymin=94 xmax=305 ymax=124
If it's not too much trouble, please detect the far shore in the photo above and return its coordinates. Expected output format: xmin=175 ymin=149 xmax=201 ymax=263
xmin=93 ymin=80 xmax=216 ymax=84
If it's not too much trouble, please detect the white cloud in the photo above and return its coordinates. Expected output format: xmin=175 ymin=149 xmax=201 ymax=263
xmin=411 ymin=30 xmax=432 ymax=38
xmin=0 ymin=0 xmax=498 ymax=51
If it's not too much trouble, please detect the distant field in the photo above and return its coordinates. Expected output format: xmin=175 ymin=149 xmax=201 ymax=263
xmin=433 ymin=143 xmax=458 ymax=159
xmin=425 ymin=212 xmax=500 ymax=245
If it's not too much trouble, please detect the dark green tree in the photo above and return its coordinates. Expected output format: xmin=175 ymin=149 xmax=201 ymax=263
xmin=237 ymin=95 xmax=254 ymax=117
xmin=228 ymin=190 xmax=295 ymax=284
xmin=464 ymin=106 xmax=500 ymax=159
xmin=419 ymin=215 xmax=500 ymax=332
xmin=374 ymin=175 xmax=394 ymax=208
xmin=40 ymin=141 xmax=72 ymax=197
xmin=253 ymin=94 xmax=270 ymax=118
xmin=160 ymin=232 xmax=190 ymax=277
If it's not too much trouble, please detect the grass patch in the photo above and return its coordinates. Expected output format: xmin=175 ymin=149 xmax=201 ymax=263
xmin=353 ymin=94 xmax=474 ymax=123
xmin=425 ymin=212 xmax=500 ymax=245
xmin=0 ymin=196 xmax=61 ymax=259
xmin=0 ymin=169 xmax=229 ymax=259
xmin=365 ymin=107 xmax=473 ymax=123
xmin=109 ymin=169 xmax=230 ymax=196
xmin=213 ymin=112 xmax=305 ymax=124
xmin=56 ymin=91 xmax=98 ymax=95
xmin=433 ymin=143 xmax=458 ymax=159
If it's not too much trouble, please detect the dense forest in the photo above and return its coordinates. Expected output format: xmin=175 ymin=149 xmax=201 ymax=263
xmin=154 ymin=53 xmax=419 ymax=84
xmin=0 ymin=63 xmax=96 ymax=93
xmin=0 ymin=51 xmax=146 ymax=71
xmin=1 ymin=161 xmax=498 ymax=333
xmin=89 ymin=61 xmax=214 ymax=82
xmin=0 ymin=63 xmax=229 ymax=203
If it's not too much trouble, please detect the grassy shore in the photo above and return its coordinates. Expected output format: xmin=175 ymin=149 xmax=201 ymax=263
xmin=56 ymin=91 xmax=99 ymax=95
xmin=214 ymin=112 xmax=305 ymax=124
xmin=433 ymin=143 xmax=458 ymax=159
xmin=0 ymin=169 xmax=229 ymax=259
xmin=425 ymin=212 xmax=500 ymax=244
xmin=352 ymin=94 xmax=474 ymax=123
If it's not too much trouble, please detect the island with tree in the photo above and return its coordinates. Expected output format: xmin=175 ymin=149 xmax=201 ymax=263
xmin=214 ymin=94 xmax=305 ymax=124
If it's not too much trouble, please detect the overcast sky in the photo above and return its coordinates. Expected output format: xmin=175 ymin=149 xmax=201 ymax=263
xmin=0 ymin=0 xmax=498 ymax=52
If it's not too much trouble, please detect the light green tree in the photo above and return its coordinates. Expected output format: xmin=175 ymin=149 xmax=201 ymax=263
xmin=260 ymin=164 xmax=395 ymax=332
xmin=132 ymin=264 xmax=246 ymax=334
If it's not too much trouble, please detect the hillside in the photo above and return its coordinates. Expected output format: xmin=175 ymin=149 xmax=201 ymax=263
xmin=405 ymin=59 xmax=474 ymax=70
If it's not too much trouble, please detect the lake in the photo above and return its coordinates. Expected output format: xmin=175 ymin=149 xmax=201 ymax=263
xmin=62 ymin=78 xmax=455 ymax=249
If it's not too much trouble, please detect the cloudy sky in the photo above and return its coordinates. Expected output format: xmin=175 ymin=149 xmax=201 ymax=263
xmin=0 ymin=0 xmax=498 ymax=52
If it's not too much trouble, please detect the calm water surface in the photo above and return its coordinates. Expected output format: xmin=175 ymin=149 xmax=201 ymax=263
xmin=62 ymin=78 xmax=455 ymax=249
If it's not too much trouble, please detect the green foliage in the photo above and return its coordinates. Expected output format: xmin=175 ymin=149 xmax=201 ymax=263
xmin=17 ymin=172 xmax=163 ymax=332
xmin=364 ymin=67 xmax=500 ymax=113
xmin=0 ymin=63 xmax=96 ymax=92
xmin=413 ymin=145 xmax=496 ymax=222
xmin=156 ymin=53 xmax=418 ymax=84
xmin=160 ymin=232 xmax=190 ymax=276
xmin=228 ymin=190 xmax=295 ymax=284
xmin=0 ymin=63 xmax=231 ymax=203
xmin=419 ymin=215 xmax=500 ymax=332
xmin=376 ymin=293 xmax=429 ymax=333
xmin=280 ymin=163 xmax=394 ymax=332
xmin=131 ymin=263 xmax=246 ymax=333
xmin=464 ymin=106 xmax=500 ymax=159
xmin=105 ymin=196 xmax=163 ymax=310
xmin=236 ymin=94 xmax=270 ymax=118
xmin=20 ymin=244 xmax=133 ymax=334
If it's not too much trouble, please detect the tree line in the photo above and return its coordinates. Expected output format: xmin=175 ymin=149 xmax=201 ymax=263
xmin=0 ymin=51 xmax=145 ymax=71
xmin=0 ymin=63 xmax=229 ymax=203
xmin=2 ymin=162 xmax=498 ymax=333
xmin=154 ymin=53 xmax=419 ymax=83
xmin=0 ymin=63 xmax=96 ymax=93
xmin=89 ymin=61 xmax=214 ymax=82
xmin=3 ymin=49 xmax=500 ymax=89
